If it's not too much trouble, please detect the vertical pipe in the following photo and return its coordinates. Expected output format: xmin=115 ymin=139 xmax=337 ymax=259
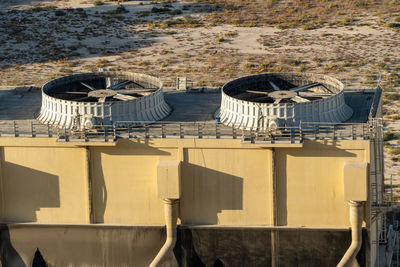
xmin=85 ymin=146 xmax=94 ymax=223
xmin=271 ymin=148 xmax=279 ymax=267
xmin=337 ymin=201 xmax=364 ymax=267
xmin=150 ymin=199 xmax=179 ymax=267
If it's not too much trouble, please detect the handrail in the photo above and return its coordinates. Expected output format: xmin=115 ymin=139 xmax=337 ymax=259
xmin=0 ymin=120 xmax=377 ymax=143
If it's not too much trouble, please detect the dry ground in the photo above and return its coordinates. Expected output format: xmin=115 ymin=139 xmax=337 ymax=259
xmin=0 ymin=0 xmax=399 ymax=193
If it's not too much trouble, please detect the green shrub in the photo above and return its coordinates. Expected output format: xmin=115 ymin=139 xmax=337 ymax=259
xmin=151 ymin=7 xmax=171 ymax=13
xmin=93 ymin=1 xmax=104 ymax=6
xmin=168 ymin=9 xmax=182 ymax=15
xmin=384 ymin=132 xmax=397 ymax=141
xmin=385 ymin=93 xmax=400 ymax=101
xmin=387 ymin=22 xmax=400 ymax=28
xmin=389 ymin=148 xmax=400 ymax=155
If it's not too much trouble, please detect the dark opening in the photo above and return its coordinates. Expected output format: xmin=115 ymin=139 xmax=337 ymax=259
xmin=32 ymin=248 xmax=47 ymax=267
xmin=213 ymin=258 xmax=225 ymax=267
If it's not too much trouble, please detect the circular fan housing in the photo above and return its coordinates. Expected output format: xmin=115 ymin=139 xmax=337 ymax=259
xmin=38 ymin=71 xmax=171 ymax=130
xmin=219 ymin=73 xmax=353 ymax=130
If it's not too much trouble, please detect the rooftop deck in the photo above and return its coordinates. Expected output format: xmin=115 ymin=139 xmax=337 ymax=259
xmin=0 ymin=86 xmax=381 ymax=143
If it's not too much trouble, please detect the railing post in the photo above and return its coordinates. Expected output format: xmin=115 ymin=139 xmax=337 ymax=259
xmin=14 ymin=121 xmax=19 ymax=137
xmin=161 ymin=124 xmax=166 ymax=138
xmin=198 ymin=124 xmax=202 ymax=139
xmin=232 ymin=127 xmax=237 ymax=139
xmin=290 ymin=127 xmax=294 ymax=143
xmin=31 ymin=121 xmax=36 ymax=137
xmin=216 ymin=123 xmax=220 ymax=139
xmin=352 ymin=125 xmax=355 ymax=140
xmin=298 ymin=124 xmax=303 ymax=142
xmin=128 ymin=124 xmax=131 ymax=138
xmin=47 ymin=124 xmax=52 ymax=137
xmin=84 ymin=128 xmax=88 ymax=142
xmin=104 ymin=126 xmax=107 ymax=142
xmin=362 ymin=123 xmax=365 ymax=139
xmin=250 ymin=130 xmax=255 ymax=143
xmin=333 ymin=125 xmax=336 ymax=140
xmin=179 ymin=123 xmax=184 ymax=139
xmin=145 ymin=124 xmax=149 ymax=138
xmin=65 ymin=128 xmax=69 ymax=142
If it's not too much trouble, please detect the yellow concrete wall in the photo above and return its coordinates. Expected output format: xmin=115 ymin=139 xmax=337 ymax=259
xmin=0 ymin=146 xmax=89 ymax=223
xmin=0 ymin=138 xmax=370 ymax=227
xmin=181 ymin=148 xmax=272 ymax=225
xmin=276 ymin=141 xmax=368 ymax=227
xmin=91 ymin=139 xmax=177 ymax=224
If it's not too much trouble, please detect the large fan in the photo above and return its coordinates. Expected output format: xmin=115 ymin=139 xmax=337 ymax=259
xmin=243 ymin=81 xmax=334 ymax=104
xmin=52 ymin=80 xmax=157 ymax=103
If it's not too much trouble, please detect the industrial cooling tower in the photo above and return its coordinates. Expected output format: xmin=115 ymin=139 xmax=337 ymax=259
xmin=38 ymin=71 xmax=171 ymax=130
xmin=219 ymin=73 xmax=353 ymax=130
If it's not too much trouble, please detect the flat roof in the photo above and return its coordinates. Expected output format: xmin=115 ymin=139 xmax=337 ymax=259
xmin=0 ymin=86 xmax=378 ymax=124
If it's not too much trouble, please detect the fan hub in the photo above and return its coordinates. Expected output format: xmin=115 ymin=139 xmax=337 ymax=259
xmin=268 ymin=90 xmax=297 ymax=99
xmin=88 ymin=89 xmax=117 ymax=98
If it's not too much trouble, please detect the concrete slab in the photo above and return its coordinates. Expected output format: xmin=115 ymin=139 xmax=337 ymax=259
xmin=0 ymin=86 xmax=374 ymax=125
xmin=162 ymin=91 xmax=221 ymax=122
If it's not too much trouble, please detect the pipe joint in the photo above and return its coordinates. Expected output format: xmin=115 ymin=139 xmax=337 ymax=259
xmin=163 ymin=198 xmax=180 ymax=205
xmin=348 ymin=200 xmax=364 ymax=207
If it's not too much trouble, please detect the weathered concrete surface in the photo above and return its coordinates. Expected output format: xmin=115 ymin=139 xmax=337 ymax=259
xmin=0 ymin=87 xmax=41 ymax=120
xmin=0 ymin=224 xmax=368 ymax=267
xmin=162 ymin=90 xmax=221 ymax=122
xmin=1 ymin=224 xmax=167 ymax=267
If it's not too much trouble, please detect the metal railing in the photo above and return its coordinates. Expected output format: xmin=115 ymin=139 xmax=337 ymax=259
xmin=0 ymin=120 xmax=379 ymax=143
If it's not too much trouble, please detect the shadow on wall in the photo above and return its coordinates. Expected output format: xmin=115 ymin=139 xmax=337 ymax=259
xmin=180 ymin=162 xmax=243 ymax=225
xmin=1 ymin=160 xmax=60 ymax=223
xmin=92 ymin=139 xmax=171 ymax=223
xmin=173 ymin=227 xmax=271 ymax=267
xmin=277 ymin=140 xmax=358 ymax=226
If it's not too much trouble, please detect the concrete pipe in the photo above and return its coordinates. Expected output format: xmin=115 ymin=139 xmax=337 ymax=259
xmin=337 ymin=201 xmax=364 ymax=267
xmin=150 ymin=199 xmax=179 ymax=267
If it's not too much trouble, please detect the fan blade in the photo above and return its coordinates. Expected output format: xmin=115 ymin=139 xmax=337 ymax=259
xmin=114 ymin=89 xmax=155 ymax=94
xmin=137 ymin=92 xmax=152 ymax=96
xmin=53 ymin=91 xmax=88 ymax=95
xmin=290 ymin=83 xmax=321 ymax=92
xmin=274 ymin=98 xmax=282 ymax=104
xmin=130 ymin=81 xmax=145 ymax=89
xmin=291 ymin=96 xmax=310 ymax=103
xmin=66 ymin=91 xmax=89 ymax=95
xmin=269 ymin=81 xmax=281 ymax=91
xmin=251 ymin=95 xmax=273 ymax=101
xmin=245 ymin=90 xmax=269 ymax=95
xmin=107 ymin=80 xmax=131 ymax=90
xmin=113 ymin=94 xmax=136 ymax=101
xmin=73 ymin=96 xmax=92 ymax=101
xmin=98 ymin=97 xmax=106 ymax=103
xmin=81 ymin=82 xmax=96 ymax=91
xmin=299 ymin=92 xmax=333 ymax=98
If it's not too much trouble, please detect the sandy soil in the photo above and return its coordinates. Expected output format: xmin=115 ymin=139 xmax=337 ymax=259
xmin=0 ymin=0 xmax=399 ymax=190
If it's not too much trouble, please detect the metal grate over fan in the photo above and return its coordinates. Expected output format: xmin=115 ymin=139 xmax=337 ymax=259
xmin=243 ymin=82 xmax=334 ymax=104
xmin=49 ymin=79 xmax=157 ymax=103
